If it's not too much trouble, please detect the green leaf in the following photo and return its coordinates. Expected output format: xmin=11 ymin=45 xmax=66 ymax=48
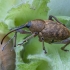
xmin=6 ymin=0 xmax=49 ymax=26
xmin=16 ymin=61 xmax=43 ymax=70
xmin=0 ymin=22 xmax=8 ymax=34
xmin=0 ymin=0 xmax=20 ymax=21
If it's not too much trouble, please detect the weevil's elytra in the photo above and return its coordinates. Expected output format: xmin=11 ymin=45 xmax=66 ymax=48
xmin=38 ymin=20 xmax=70 ymax=43
xmin=1 ymin=15 xmax=70 ymax=53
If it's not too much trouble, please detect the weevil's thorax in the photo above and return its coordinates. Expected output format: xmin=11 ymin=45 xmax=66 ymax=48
xmin=38 ymin=20 xmax=70 ymax=43
xmin=28 ymin=19 xmax=45 ymax=32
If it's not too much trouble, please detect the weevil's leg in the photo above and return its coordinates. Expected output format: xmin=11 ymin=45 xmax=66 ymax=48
xmin=2 ymin=30 xmax=31 ymax=50
xmin=12 ymin=29 xmax=31 ymax=47
xmin=49 ymin=15 xmax=62 ymax=24
xmin=18 ymin=32 xmax=38 ymax=45
xmin=49 ymin=15 xmax=54 ymax=21
xmin=16 ymin=29 xmax=31 ymax=34
xmin=49 ymin=15 xmax=66 ymax=26
xmin=61 ymin=42 xmax=70 ymax=52
xmin=13 ymin=32 xmax=17 ymax=47
xmin=41 ymin=37 xmax=47 ymax=53
xmin=61 ymin=38 xmax=70 ymax=44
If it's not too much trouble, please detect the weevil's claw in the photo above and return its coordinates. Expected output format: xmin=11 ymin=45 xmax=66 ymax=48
xmin=18 ymin=43 xmax=23 ymax=46
xmin=61 ymin=47 xmax=69 ymax=52
xmin=44 ymin=50 xmax=47 ymax=54
xmin=65 ymin=50 xmax=69 ymax=52
xmin=63 ymin=49 xmax=69 ymax=52
xmin=43 ymin=49 xmax=47 ymax=54
xmin=18 ymin=40 xmax=27 ymax=46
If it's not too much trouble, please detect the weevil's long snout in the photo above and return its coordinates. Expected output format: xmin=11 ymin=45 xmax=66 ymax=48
xmin=1 ymin=22 xmax=31 ymax=44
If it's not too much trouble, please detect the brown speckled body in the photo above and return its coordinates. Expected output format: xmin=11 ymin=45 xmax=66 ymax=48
xmin=29 ymin=19 xmax=45 ymax=32
xmin=29 ymin=20 xmax=70 ymax=43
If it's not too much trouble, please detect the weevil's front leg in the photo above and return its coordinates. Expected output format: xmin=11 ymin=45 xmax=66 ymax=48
xmin=41 ymin=37 xmax=47 ymax=53
xmin=18 ymin=32 xmax=38 ymax=45
xmin=12 ymin=29 xmax=31 ymax=47
xmin=16 ymin=29 xmax=31 ymax=34
xmin=49 ymin=15 xmax=62 ymax=24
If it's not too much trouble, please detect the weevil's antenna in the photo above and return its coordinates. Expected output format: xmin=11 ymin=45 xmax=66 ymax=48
xmin=1 ymin=24 xmax=27 ymax=44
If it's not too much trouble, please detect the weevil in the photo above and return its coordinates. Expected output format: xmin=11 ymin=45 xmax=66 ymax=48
xmin=1 ymin=15 xmax=70 ymax=53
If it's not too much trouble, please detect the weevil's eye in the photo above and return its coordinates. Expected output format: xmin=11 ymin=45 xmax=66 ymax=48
xmin=26 ymin=21 xmax=31 ymax=28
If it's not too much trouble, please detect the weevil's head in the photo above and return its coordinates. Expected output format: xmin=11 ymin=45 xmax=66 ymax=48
xmin=26 ymin=19 xmax=45 ymax=32
xmin=1 ymin=19 xmax=45 ymax=44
